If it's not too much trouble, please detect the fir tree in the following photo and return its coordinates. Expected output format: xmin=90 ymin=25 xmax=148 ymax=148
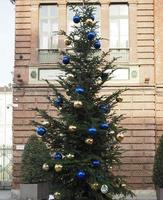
xmin=33 ymin=3 xmax=134 ymax=200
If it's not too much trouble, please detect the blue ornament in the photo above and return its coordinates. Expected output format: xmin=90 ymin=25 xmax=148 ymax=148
xmin=94 ymin=40 xmax=101 ymax=49
xmin=90 ymin=15 xmax=95 ymax=21
xmin=87 ymin=32 xmax=96 ymax=41
xmin=87 ymin=127 xmax=97 ymax=136
xmin=54 ymin=152 xmax=62 ymax=160
xmin=73 ymin=15 xmax=80 ymax=23
xmin=54 ymin=96 xmax=63 ymax=107
xmin=92 ymin=160 xmax=100 ymax=167
xmin=76 ymin=170 xmax=86 ymax=180
xmin=99 ymin=104 xmax=110 ymax=113
xmin=63 ymin=55 xmax=70 ymax=64
xmin=36 ymin=126 xmax=46 ymax=136
xmin=100 ymin=123 xmax=109 ymax=130
xmin=75 ymin=86 xmax=85 ymax=94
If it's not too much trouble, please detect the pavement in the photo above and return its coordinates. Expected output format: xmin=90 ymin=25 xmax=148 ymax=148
xmin=0 ymin=189 xmax=157 ymax=200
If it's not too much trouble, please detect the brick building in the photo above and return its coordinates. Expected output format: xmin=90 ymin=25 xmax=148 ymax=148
xmin=13 ymin=0 xmax=163 ymax=191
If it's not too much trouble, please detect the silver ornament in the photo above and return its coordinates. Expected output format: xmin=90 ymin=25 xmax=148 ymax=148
xmin=101 ymin=184 xmax=108 ymax=194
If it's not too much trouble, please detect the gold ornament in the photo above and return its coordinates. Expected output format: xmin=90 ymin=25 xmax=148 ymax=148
xmin=85 ymin=138 xmax=94 ymax=145
xmin=116 ymin=133 xmax=124 ymax=142
xmin=64 ymin=39 xmax=71 ymax=46
xmin=42 ymin=121 xmax=50 ymax=126
xmin=54 ymin=192 xmax=61 ymax=200
xmin=116 ymin=97 xmax=123 ymax=102
xmin=54 ymin=164 xmax=63 ymax=172
xmin=66 ymin=153 xmax=75 ymax=159
xmin=90 ymin=182 xmax=99 ymax=190
xmin=68 ymin=125 xmax=77 ymax=133
xmin=42 ymin=163 xmax=49 ymax=171
xmin=85 ymin=19 xmax=94 ymax=26
xmin=66 ymin=74 xmax=74 ymax=81
xmin=73 ymin=101 xmax=83 ymax=108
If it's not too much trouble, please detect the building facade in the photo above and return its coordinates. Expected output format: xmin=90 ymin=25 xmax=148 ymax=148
xmin=13 ymin=0 xmax=163 ymax=190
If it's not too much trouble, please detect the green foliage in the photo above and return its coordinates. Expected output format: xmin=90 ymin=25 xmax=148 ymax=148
xmin=21 ymin=135 xmax=51 ymax=184
xmin=32 ymin=3 xmax=134 ymax=199
xmin=153 ymin=135 xmax=163 ymax=187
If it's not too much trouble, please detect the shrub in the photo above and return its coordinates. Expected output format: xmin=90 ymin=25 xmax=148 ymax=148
xmin=153 ymin=135 xmax=163 ymax=187
xmin=21 ymin=135 xmax=51 ymax=184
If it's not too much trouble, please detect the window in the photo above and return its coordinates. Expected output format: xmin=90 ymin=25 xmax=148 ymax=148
xmin=39 ymin=5 xmax=59 ymax=63
xmin=67 ymin=5 xmax=101 ymax=35
xmin=109 ymin=4 xmax=129 ymax=62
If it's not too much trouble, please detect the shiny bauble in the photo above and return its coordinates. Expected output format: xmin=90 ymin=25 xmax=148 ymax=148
xmin=73 ymin=101 xmax=83 ymax=108
xmin=87 ymin=127 xmax=97 ymax=136
xmin=66 ymin=74 xmax=74 ymax=81
xmin=121 ymin=183 xmax=127 ymax=187
xmin=116 ymin=97 xmax=123 ymax=102
xmin=92 ymin=159 xmax=100 ymax=167
xmin=73 ymin=15 xmax=80 ymax=23
xmin=64 ymin=39 xmax=71 ymax=46
xmin=90 ymin=15 xmax=95 ymax=21
xmin=75 ymin=86 xmax=85 ymax=94
xmin=36 ymin=126 xmax=46 ymax=136
xmin=90 ymin=182 xmax=99 ymax=190
xmin=66 ymin=153 xmax=75 ymax=159
xmin=85 ymin=19 xmax=94 ymax=26
xmin=62 ymin=55 xmax=70 ymax=64
xmin=68 ymin=125 xmax=77 ymax=133
xmin=54 ymin=96 xmax=63 ymax=107
xmin=42 ymin=163 xmax=49 ymax=171
xmin=100 ymin=123 xmax=109 ymax=130
xmin=87 ymin=31 xmax=96 ymax=41
xmin=116 ymin=133 xmax=124 ymax=142
xmin=42 ymin=121 xmax=50 ymax=126
xmin=101 ymin=184 xmax=108 ymax=194
xmin=54 ymin=152 xmax=62 ymax=160
xmin=54 ymin=164 xmax=63 ymax=172
xmin=54 ymin=192 xmax=61 ymax=200
xmin=76 ymin=170 xmax=86 ymax=180
xmin=99 ymin=104 xmax=110 ymax=113
xmin=85 ymin=138 xmax=94 ymax=145
xmin=94 ymin=40 xmax=101 ymax=49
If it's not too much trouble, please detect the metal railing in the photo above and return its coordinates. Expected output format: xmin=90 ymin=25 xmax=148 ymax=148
xmin=109 ymin=48 xmax=129 ymax=62
xmin=38 ymin=49 xmax=60 ymax=64
xmin=0 ymin=145 xmax=12 ymax=190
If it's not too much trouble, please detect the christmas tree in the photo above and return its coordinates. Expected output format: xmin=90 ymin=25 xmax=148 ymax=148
xmin=33 ymin=3 xmax=134 ymax=200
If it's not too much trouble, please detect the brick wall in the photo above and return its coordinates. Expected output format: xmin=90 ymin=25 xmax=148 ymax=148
xmin=13 ymin=0 xmax=163 ymax=190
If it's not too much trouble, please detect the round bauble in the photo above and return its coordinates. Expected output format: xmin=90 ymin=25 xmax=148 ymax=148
xmin=87 ymin=127 xmax=97 ymax=136
xmin=73 ymin=101 xmax=83 ymax=108
xmin=116 ymin=97 xmax=123 ymax=102
xmin=73 ymin=15 xmax=80 ymax=23
xmin=36 ymin=126 xmax=46 ymax=136
xmin=121 ymin=183 xmax=127 ymax=188
xmin=62 ymin=55 xmax=70 ymax=64
xmin=54 ymin=96 xmax=63 ymax=107
xmin=101 ymin=184 xmax=108 ymax=194
xmin=42 ymin=121 xmax=50 ymax=126
xmin=64 ymin=39 xmax=71 ymax=46
xmin=85 ymin=138 xmax=94 ymax=145
xmin=99 ymin=104 xmax=110 ymax=113
xmin=76 ymin=170 xmax=86 ymax=180
xmin=94 ymin=40 xmax=101 ymax=49
xmin=85 ymin=19 xmax=94 ymax=26
xmin=92 ymin=159 xmax=100 ymax=167
xmin=66 ymin=74 xmax=74 ymax=81
xmin=100 ymin=122 xmax=109 ymax=130
xmin=68 ymin=125 xmax=77 ymax=133
xmin=90 ymin=182 xmax=99 ymax=190
xmin=42 ymin=163 xmax=49 ymax=171
xmin=75 ymin=86 xmax=85 ymax=94
xmin=54 ymin=164 xmax=63 ymax=172
xmin=87 ymin=31 xmax=96 ymax=41
xmin=54 ymin=192 xmax=61 ymax=200
xmin=116 ymin=133 xmax=124 ymax=142
xmin=66 ymin=153 xmax=75 ymax=159
xmin=54 ymin=152 xmax=62 ymax=160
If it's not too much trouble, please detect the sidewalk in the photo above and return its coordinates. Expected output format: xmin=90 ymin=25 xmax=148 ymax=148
xmin=0 ymin=189 xmax=157 ymax=200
